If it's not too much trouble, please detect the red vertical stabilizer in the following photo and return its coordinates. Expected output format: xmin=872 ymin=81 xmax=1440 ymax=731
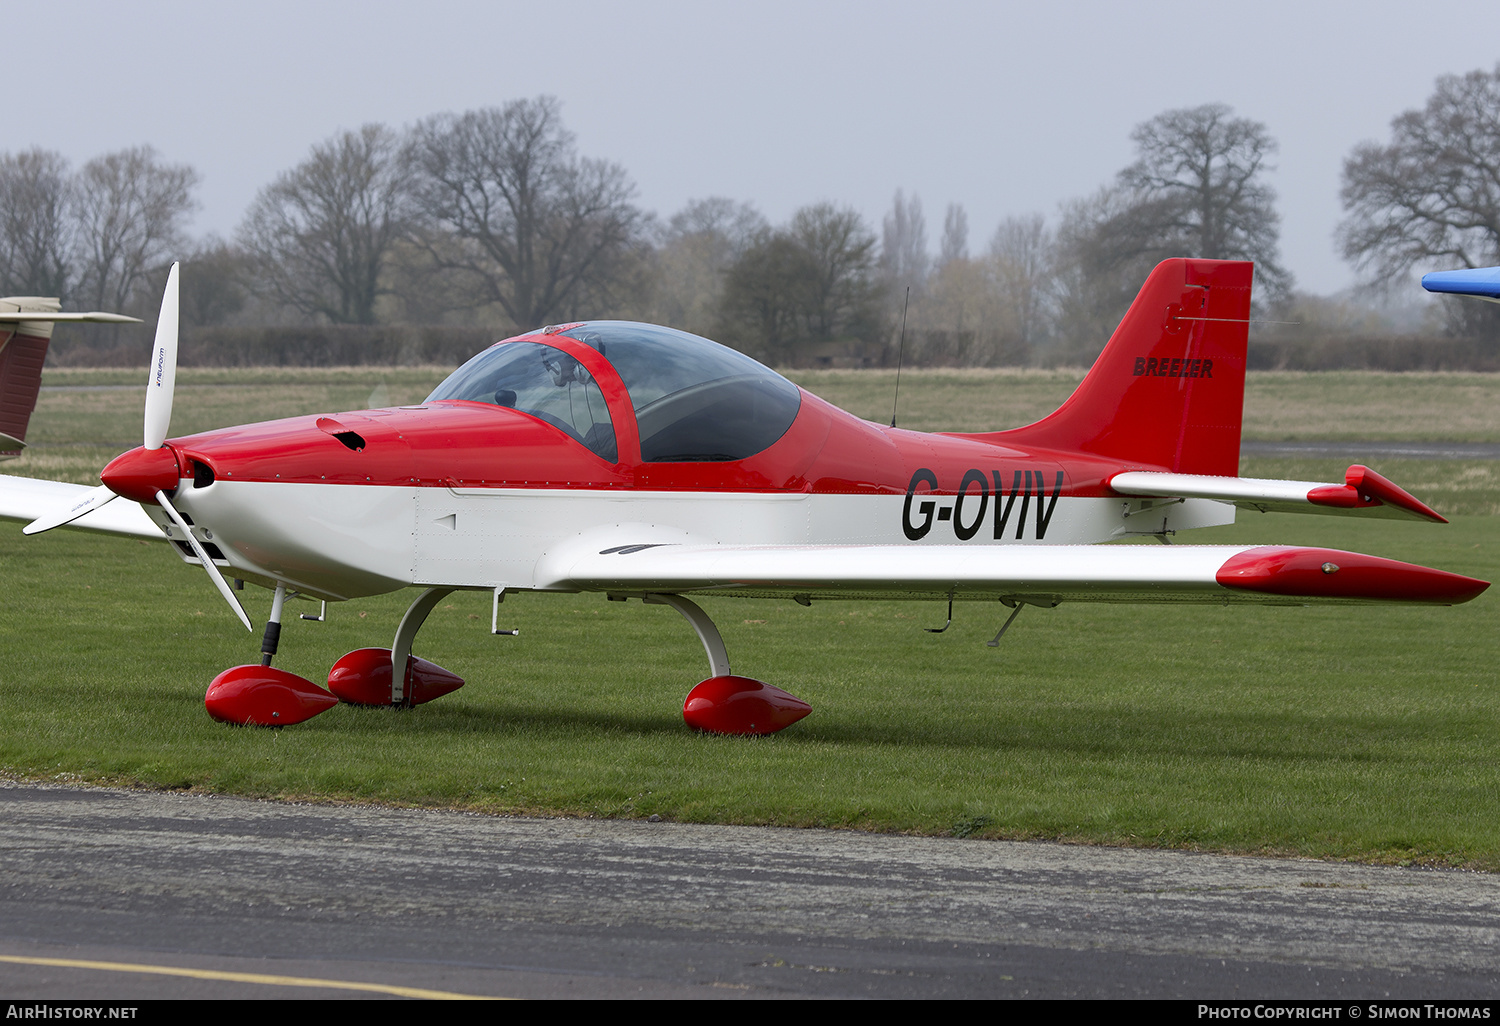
xmin=0 ymin=325 xmax=53 ymax=458
xmin=984 ymin=259 xmax=1252 ymax=477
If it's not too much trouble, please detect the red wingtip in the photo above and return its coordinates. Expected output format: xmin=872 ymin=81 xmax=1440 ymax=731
xmin=1307 ymin=465 xmax=1446 ymax=523
xmin=1217 ymin=547 xmax=1488 ymax=604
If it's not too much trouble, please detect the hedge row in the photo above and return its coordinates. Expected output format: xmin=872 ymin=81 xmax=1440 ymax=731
xmin=45 ymin=325 xmax=503 ymax=368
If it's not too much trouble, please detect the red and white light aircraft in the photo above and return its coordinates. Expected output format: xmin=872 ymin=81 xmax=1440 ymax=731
xmin=0 ymin=259 xmax=1488 ymax=732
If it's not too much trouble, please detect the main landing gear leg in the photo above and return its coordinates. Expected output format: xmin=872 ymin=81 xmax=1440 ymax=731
xmin=327 ymin=587 xmax=464 ymax=708
xmin=645 ymin=593 xmax=811 ymax=736
xmin=204 ymin=582 xmax=338 ymax=727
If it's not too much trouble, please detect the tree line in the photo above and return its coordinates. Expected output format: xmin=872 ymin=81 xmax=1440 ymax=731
xmin=6 ymin=68 xmax=1500 ymax=367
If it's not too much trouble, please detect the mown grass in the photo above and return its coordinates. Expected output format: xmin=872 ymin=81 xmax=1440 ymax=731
xmin=1 ymin=517 xmax=1495 ymax=866
xmin=28 ymin=364 xmax=1500 ymax=443
xmin=2 ymin=366 xmax=1498 ymax=866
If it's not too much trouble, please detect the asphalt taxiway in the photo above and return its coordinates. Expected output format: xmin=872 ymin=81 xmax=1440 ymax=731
xmin=1 ymin=783 xmax=1496 ymax=999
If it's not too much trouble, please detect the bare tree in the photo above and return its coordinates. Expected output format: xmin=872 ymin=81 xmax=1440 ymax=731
xmin=881 ymin=189 xmax=929 ymax=287
xmin=72 ymin=146 xmax=198 ymax=316
xmin=1059 ymin=104 xmax=1288 ymax=304
xmin=988 ymin=213 xmax=1053 ymax=350
xmin=1339 ymin=64 xmax=1500 ymax=332
xmin=667 ymin=197 xmax=766 ymax=251
xmin=1050 ymin=187 xmax=1155 ymax=359
xmin=718 ymin=203 xmax=879 ymax=359
xmin=1114 ymin=103 xmax=1289 ymax=296
xmin=792 ymin=203 xmax=881 ymax=344
xmin=918 ymin=214 xmax=1051 ymax=367
xmin=717 ymin=230 xmax=818 ymax=357
xmin=407 ymin=97 xmax=643 ymax=330
xmin=654 ymin=197 xmax=767 ymax=335
xmin=180 ymin=236 xmax=249 ymax=328
xmin=938 ymin=203 xmax=969 ymax=269
xmin=0 ymin=149 xmax=73 ymax=299
xmin=239 ymin=124 xmax=409 ymax=325
xmin=1046 ymin=104 xmax=1287 ymax=359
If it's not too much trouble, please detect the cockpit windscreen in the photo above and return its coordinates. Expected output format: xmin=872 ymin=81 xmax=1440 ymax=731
xmin=425 ymin=341 xmax=618 ymax=462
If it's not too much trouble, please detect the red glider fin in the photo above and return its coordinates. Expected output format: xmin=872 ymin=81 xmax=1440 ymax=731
xmin=0 ymin=299 xmax=141 ymax=460
xmin=0 ymin=313 xmax=52 ymax=460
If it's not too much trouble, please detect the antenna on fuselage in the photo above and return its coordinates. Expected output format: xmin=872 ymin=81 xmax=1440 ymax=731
xmin=890 ymin=286 xmax=910 ymax=428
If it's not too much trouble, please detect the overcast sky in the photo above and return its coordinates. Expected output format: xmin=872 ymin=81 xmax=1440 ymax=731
xmin=11 ymin=0 xmax=1500 ymax=297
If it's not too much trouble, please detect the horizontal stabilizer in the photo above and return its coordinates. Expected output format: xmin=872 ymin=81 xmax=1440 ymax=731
xmin=0 ymin=311 xmax=142 ymax=323
xmin=1109 ymin=465 xmax=1445 ymax=523
xmin=536 ymin=540 xmax=1485 ymax=606
xmin=1422 ymin=267 xmax=1500 ymax=304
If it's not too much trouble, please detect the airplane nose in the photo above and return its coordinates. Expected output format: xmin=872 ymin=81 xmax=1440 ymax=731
xmin=101 ymin=445 xmax=183 ymax=503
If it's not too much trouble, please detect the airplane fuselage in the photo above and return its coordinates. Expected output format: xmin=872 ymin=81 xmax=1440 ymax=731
xmin=140 ymin=387 xmax=1232 ymax=602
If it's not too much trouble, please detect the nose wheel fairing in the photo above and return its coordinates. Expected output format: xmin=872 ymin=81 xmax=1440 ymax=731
xmin=205 ymin=665 xmax=338 ymax=726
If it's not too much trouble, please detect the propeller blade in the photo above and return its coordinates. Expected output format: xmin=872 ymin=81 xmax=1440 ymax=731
xmin=143 ymin=263 xmax=180 ymax=451
xmin=22 ymin=484 xmax=119 ymax=536
xmin=154 ymin=488 xmax=254 ymax=632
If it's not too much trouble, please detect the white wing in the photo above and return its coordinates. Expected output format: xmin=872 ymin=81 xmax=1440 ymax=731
xmin=537 ymin=540 xmax=1487 ymax=606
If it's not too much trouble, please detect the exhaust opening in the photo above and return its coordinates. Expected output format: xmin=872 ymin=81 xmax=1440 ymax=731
xmin=172 ymin=539 xmax=226 ymax=561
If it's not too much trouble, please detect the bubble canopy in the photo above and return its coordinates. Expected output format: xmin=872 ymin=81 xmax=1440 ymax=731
xmin=426 ymin=322 xmax=802 ymax=463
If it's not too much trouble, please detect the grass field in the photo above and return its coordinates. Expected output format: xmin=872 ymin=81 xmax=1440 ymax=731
xmin=2 ymin=366 xmax=1498 ymax=867
xmin=29 ymin=364 xmax=1500 ymax=440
